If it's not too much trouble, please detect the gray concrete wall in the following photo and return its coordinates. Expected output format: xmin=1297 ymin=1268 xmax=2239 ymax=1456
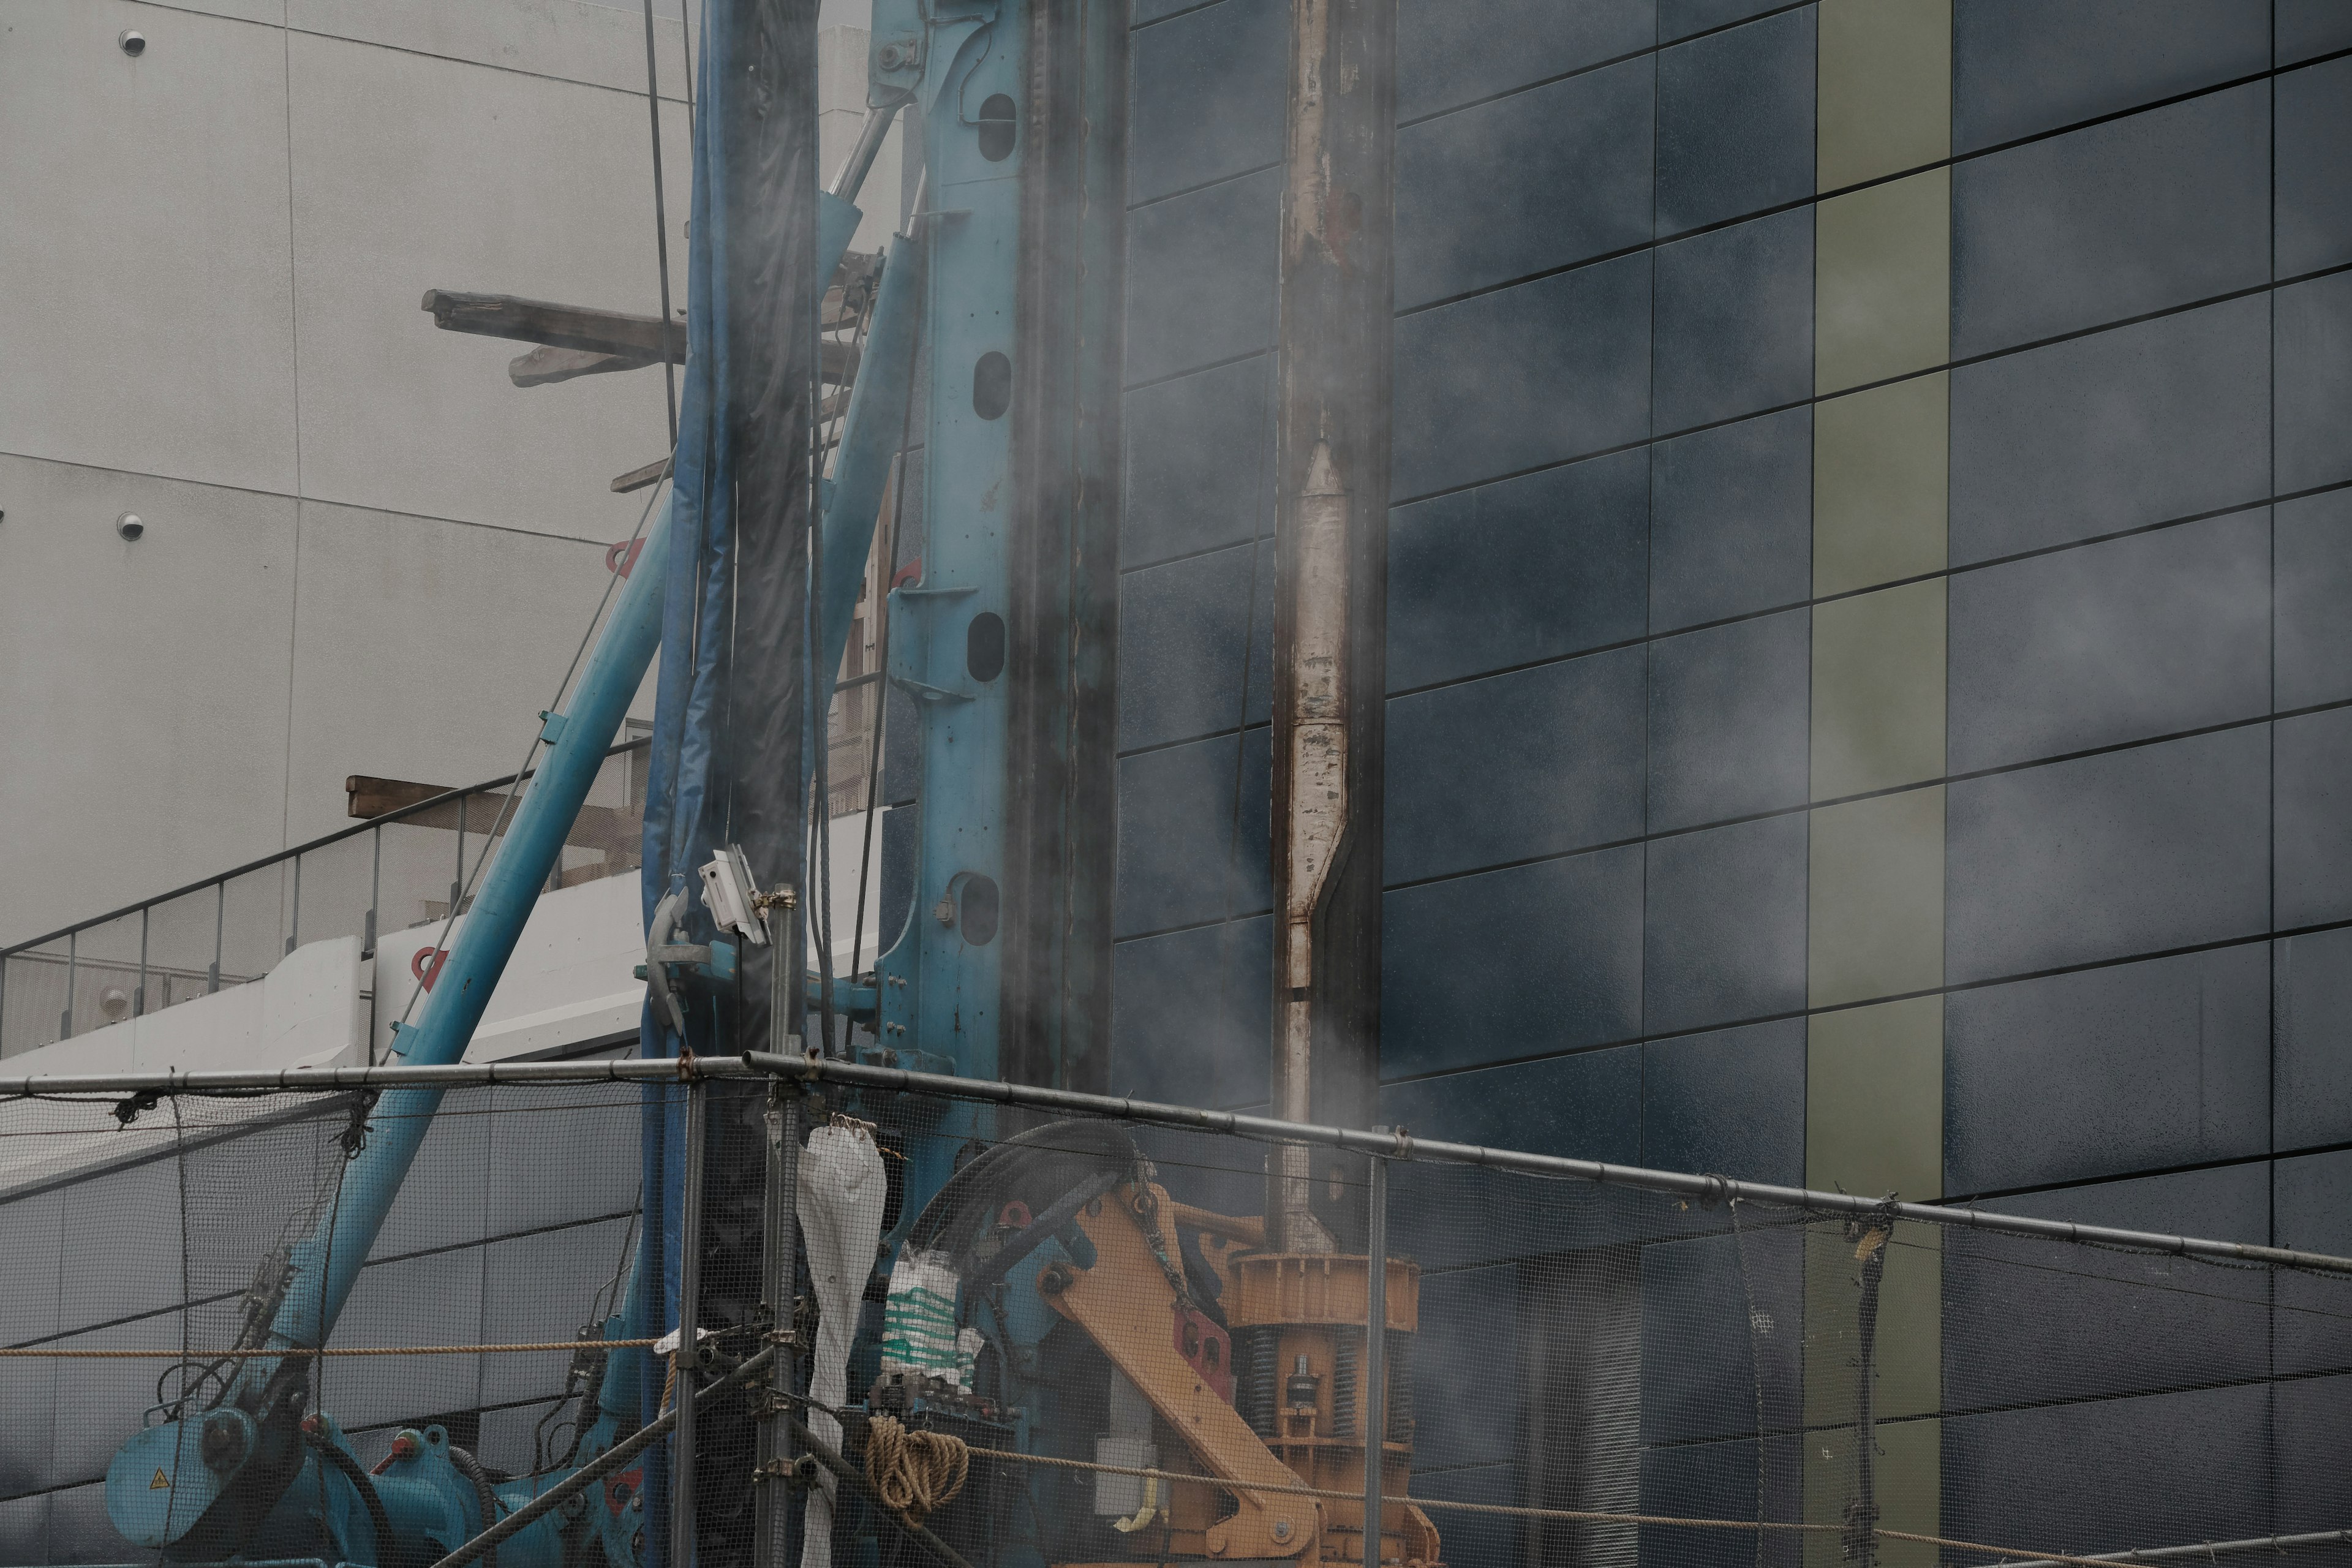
xmin=0 ymin=0 xmax=705 ymax=947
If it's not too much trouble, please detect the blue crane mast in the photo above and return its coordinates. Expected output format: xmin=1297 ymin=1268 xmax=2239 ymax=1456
xmin=94 ymin=0 xmax=1129 ymax=1564
xmin=96 ymin=0 xmax=1407 ymax=1560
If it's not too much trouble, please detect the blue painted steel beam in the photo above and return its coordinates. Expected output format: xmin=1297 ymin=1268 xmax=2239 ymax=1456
xmin=869 ymin=0 xmax=1023 ymax=1219
xmin=271 ymin=505 xmax=674 ymax=1349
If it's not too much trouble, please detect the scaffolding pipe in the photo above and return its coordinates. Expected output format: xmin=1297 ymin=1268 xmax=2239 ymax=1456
xmin=754 ymin=1085 xmax=802 ymax=1568
xmin=13 ymin=1055 xmax=2352 ymax=1277
xmin=671 ymin=1077 xmax=707 ymax=1568
xmin=423 ymin=1346 xmax=777 ymax=1568
xmin=1360 ymin=1154 xmax=1388 ymax=1568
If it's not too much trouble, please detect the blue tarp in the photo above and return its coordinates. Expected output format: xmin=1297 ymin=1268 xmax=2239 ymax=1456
xmin=636 ymin=6 xmax=737 ymax=1560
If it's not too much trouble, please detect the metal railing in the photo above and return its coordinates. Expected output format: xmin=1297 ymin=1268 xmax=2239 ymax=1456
xmin=0 ymin=739 xmax=652 ymax=1060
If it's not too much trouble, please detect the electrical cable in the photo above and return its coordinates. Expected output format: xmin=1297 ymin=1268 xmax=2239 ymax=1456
xmin=809 ymin=252 xmax=876 ymax=1056
xmin=386 ymin=466 xmax=673 ymax=1050
xmin=761 ymin=1380 xmax=2204 ymax=1568
xmin=807 ymin=251 xmax=831 ymax=1058
xmin=638 ymin=0 xmax=678 ymax=447
xmin=306 ymin=1412 xmax=401 ymax=1568
xmin=447 ymin=1445 xmax=503 ymax=1568
xmin=846 ymin=227 xmax=927 ymax=992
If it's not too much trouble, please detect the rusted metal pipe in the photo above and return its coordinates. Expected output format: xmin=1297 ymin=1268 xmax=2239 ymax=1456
xmin=1267 ymin=0 xmax=1395 ymax=1254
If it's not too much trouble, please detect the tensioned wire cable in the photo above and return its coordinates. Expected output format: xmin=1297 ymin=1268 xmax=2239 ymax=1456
xmin=810 ymin=259 xmax=881 ymax=1053
xmin=383 ymin=465 xmax=671 ymax=1048
xmin=640 ymin=0 xmax=680 ymax=447
xmin=769 ymin=1384 xmax=2302 ymax=1568
xmin=388 ymin=0 xmax=692 ymax=1047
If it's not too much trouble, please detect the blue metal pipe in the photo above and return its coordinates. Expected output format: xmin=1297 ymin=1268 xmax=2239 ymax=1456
xmin=815 ymin=227 xmax=926 ymax=722
xmin=268 ymin=498 xmax=674 ymax=1351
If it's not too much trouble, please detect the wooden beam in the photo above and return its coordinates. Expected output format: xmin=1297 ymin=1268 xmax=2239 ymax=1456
xmin=421 ymin=290 xmax=682 ymax=361
xmin=426 ymin=284 xmax=868 ymax=381
xmin=511 ymin=344 xmax=653 ymax=388
xmin=345 ymin=775 xmax=638 ymax=856
xmin=611 ymin=456 xmax=674 ymax=494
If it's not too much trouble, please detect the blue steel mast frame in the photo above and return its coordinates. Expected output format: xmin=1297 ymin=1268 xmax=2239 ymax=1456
xmin=869 ymin=0 xmax=1028 ymax=1210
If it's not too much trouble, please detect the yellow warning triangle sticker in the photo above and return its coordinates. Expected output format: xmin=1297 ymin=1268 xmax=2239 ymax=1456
xmin=150 ymin=1469 xmax=171 ymax=1491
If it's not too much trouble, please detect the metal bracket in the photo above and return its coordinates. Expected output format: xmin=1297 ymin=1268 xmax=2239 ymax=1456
xmin=640 ymin=888 xmax=739 ymax=1036
xmin=753 ymin=1454 xmax=821 ymax=1487
xmin=889 ymin=674 xmax=974 ymax=705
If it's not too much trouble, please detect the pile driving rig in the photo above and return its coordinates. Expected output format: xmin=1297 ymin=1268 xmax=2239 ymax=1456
xmin=89 ymin=0 xmax=1430 ymax=1566
xmin=863 ymin=1122 xmax=1440 ymax=1568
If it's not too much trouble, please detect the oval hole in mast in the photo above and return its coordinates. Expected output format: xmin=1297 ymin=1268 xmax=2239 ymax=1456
xmin=957 ymin=874 xmax=1000 ymax=946
xmin=973 ymin=352 xmax=1012 ymax=420
xmin=967 ymin=612 xmax=1006 ymax=682
xmin=977 ymin=93 xmax=1017 ymax=161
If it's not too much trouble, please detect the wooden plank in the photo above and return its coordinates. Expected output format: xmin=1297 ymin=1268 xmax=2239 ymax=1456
xmin=511 ymin=344 xmax=652 ymax=388
xmin=346 ymin=775 xmax=638 ymax=855
xmin=425 ymin=287 xmax=867 ymax=381
xmin=611 ymin=456 xmax=673 ymax=494
xmin=421 ymin=289 xmax=682 ymax=360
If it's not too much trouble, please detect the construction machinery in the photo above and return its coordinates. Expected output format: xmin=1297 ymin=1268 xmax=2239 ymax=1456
xmin=88 ymin=0 xmax=1424 ymax=1565
xmin=860 ymin=1124 xmax=1440 ymax=1568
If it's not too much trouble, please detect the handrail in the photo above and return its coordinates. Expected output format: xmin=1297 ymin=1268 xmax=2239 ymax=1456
xmin=0 ymin=737 xmax=652 ymax=960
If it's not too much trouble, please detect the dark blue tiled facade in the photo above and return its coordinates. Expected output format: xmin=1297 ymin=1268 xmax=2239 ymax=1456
xmin=1110 ymin=2 xmax=2352 ymax=1560
xmin=1112 ymin=1 xmax=2352 ymax=1177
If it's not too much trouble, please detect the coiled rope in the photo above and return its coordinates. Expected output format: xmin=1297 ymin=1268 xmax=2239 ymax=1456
xmin=863 ymin=1414 xmax=969 ymax=1528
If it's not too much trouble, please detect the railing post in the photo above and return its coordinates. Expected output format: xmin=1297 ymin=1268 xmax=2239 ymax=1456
xmin=367 ymin=826 xmax=382 ymax=959
xmin=673 ymin=1075 xmax=708 ymax=1568
xmin=287 ymin=853 xmax=303 ymax=957
xmin=61 ymin=929 xmax=76 ymax=1041
xmin=1362 ymin=1151 xmax=1387 ymax=1568
xmin=137 ymin=906 xmax=149 ymax=1018
xmin=453 ymin=792 xmax=469 ymax=915
xmin=208 ymin=881 xmax=224 ymax=994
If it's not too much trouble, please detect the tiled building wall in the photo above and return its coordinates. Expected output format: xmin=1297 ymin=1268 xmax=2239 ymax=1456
xmin=1110 ymin=0 xmax=2352 ymax=1557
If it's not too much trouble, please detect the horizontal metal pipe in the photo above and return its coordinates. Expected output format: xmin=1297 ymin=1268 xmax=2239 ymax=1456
xmin=0 ymin=1058 xmax=766 ymax=1096
xmin=1992 ymin=1526 xmax=2352 ymax=1568
xmin=737 ymin=1054 xmax=2352 ymax=1277
xmin=9 ymin=1053 xmax=2351 ymax=1277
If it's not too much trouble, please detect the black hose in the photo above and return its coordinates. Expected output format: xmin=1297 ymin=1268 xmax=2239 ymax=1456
xmin=560 ymin=1346 xmax=611 ymax=1469
xmin=906 ymin=1120 xmax=1137 ymax=1254
xmin=957 ymin=1169 xmax=1120 ymax=1295
xmin=306 ymin=1427 xmax=401 ymax=1568
xmin=446 ymin=1446 xmax=502 ymax=1568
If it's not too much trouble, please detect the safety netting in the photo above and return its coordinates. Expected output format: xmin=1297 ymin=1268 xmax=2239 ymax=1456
xmin=2 ymin=1072 xmax=2348 ymax=1568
